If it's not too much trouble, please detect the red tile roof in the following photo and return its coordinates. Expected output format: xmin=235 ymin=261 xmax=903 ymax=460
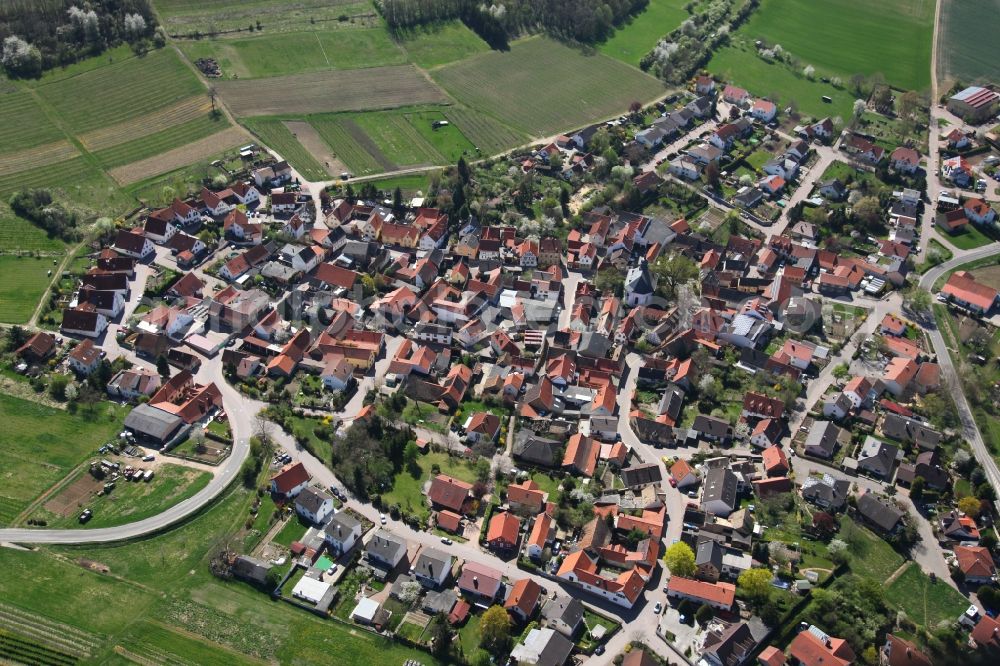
xmin=271 ymin=462 xmax=309 ymax=495
xmin=667 ymin=577 xmax=735 ymax=607
xmin=486 ymin=512 xmax=520 ymax=546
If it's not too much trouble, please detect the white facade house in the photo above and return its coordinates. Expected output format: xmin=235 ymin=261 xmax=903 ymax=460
xmin=323 ymin=511 xmax=362 ymax=556
xmin=294 ymin=487 xmax=335 ymax=525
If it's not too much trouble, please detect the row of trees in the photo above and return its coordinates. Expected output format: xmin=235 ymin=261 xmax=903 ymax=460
xmin=377 ymin=0 xmax=648 ymax=45
xmin=0 ymin=1 xmax=157 ymax=77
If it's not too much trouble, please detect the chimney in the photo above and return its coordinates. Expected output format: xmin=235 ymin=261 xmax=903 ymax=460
xmin=473 ymin=576 xmax=479 ymax=589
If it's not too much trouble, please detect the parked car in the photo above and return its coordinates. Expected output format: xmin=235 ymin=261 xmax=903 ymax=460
xmin=653 ymin=602 xmax=662 ymax=614
xmin=440 ymin=537 xmax=453 ymax=545
xmin=380 ymin=513 xmax=387 ymax=525
xmin=79 ymin=509 xmax=93 ymax=523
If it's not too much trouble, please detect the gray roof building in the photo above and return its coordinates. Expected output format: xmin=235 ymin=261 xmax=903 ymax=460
xmin=857 ymin=436 xmax=899 ymax=478
xmin=541 ymin=595 xmax=584 ymax=637
xmin=702 ymin=467 xmax=739 ymax=516
xmin=801 ymin=473 xmax=851 ymax=509
xmin=803 ymin=421 xmax=846 ymax=459
xmin=324 ymin=509 xmax=360 ymax=536
xmin=881 ymin=413 xmax=942 ymax=451
xmin=857 ymin=492 xmax=904 ymax=534
xmin=366 ymin=529 xmax=406 ymax=568
xmin=621 ymin=463 xmax=663 ymax=489
xmin=123 ymin=403 xmax=185 ymax=445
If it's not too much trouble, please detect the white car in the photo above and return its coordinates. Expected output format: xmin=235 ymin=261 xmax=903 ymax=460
xmin=380 ymin=513 xmax=387 ymax=525
xmin=327 ymin=564 xmax=338 ymax=575
xmin=653 ymin=602 xmax=662 ymax=614
xmin=440 ymin=537 xmax=453 ymax=545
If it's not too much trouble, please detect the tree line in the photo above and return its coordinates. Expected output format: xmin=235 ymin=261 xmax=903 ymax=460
xmin=376 ymin=0 xmax=649 ymax=46
xmin=0 ymin=0 xmax=158 ymax=77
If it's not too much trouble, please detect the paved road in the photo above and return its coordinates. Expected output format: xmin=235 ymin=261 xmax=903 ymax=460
xmin=918 ymin=245 xmax=1000 ymax=498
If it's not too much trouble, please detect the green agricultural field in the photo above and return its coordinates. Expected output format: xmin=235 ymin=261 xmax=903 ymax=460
xmin=0 ymin=208 xmax=67 ymax=253
xmin=598 ymin=0 xmax=688 ymax=66
xmin=0 ymin=256 xmax=55 ymax=324
xmin=155 ymin=0 xmax=375 ymax=35
xmin=92 ymin=115 xmax=231 ymax=169
xmin=398 ymin=21 xmax=491 ymax=68
xmin=402 ymin=109 xmax=477 ymax=162
xmin=0 ymin=394 xmax=128 ymax=525
xmin=309 ymin=115 xmax=385 ymax=175
xmin=433 ymin=36 xmax=665 ymax=138
xmin=178 ymin=28 xmax=406 ymax=79
xmin=35 ymin=49 xmax=206 ymax=134
xmin=242 ymin=117 xmax=330 ymax=181
xmin=32 ymin=464 xmax=212 ymax=529
xmin=443 ymin=107 xmax=527 ymax=155
xmin=709 ymin=44 xmax=854 ymax=121
xmin=350 ymin=111 xmax=444 ymax=167
xmin=732 ymin=0 xmax=934 ymax=91
xmin=884 ymin=562 xmax=970 ymax=629
xmin=0 ymin=91 xmax=64 ymax=154
xmin=938 ymin=0 xmax=1000 ymax=86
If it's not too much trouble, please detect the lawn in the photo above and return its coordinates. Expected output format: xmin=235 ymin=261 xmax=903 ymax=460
xmin=0 ymin=394 xmax=128 ymax=525
xmin=938 ymin=0 xmax=1000 ymax=85
xmin=598 ymin=0 xmax=688 ymax=66
xmin=940 ymin=224 xmax=995 ymax=250
xmin=178 ymin=29 xmax=407 ymax=79
xmin=272 ymin=514 xmax=310 ymax=547
xmin=399 ymin=21 xmax=491 ymax=69
xmin=432 ymin=36 xmax=664 ymax=138
xmin=382 ymin=451 xmax=482 ymax=519
xmin=32 ymin=463 xmax=212 ymax=529
xmin=0 ymin=255 xmax=55 ymax=324
xmin=708 ymin=44 xmax=854 ymax=122
xmin=458 ymin=612 xmax=482 ymax=656
xmin=731 ymin=0 xmax=934 ymax=91
xmin=884 ymin=562 xmax=970 ymax=629
xmin=242 ymin=117 xmax=330 ymax=181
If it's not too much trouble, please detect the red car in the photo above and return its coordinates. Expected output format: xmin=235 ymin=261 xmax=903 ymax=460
xmin=669 ymin=478 xmax=677 ymax=487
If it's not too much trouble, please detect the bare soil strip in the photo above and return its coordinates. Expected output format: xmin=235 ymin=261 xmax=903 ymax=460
xmin=109 ymin=126 xmax=248 ymax=185
xmin=215 ymin=65 xmax=447 ymax=116
xmin=282 ymin=120 xmax=343 ymax=177
xmin=0 ymin=140 xmax=80 ymax=174
xmin=78 ymin=97 xmax=212 ymax=151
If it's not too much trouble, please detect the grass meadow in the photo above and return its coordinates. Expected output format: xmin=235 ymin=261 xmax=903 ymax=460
xmin=33 ymin=464 xmax=213 ymax=530
xmin=178 ymin=28 xmax=407 ymax=79
xmin=0 ymin=209 xmax=67 ymax=253
xmin=433 ymin=36 xmax=665 ymax=137
xmin=598 ymin=0 xmax=688 ymax=66
xmin=0 ymin=256 xmax=56 ymax=324
xmin=0 ymin=394 xmax=128 ymax=524
xmin=731 ymin=0 xmax=934 ymax=91
xmin=154 ymin=0 xmax=375 ymax=35
xmin=398 ymin=21 xmax=491 ymax=69
xmin=0 ymin=474 xmax=439 ymax=665
xmin=884 ymin=562 xmax=970 ymax=629
xmin=709 ymin=44 xmax=855 ymax=121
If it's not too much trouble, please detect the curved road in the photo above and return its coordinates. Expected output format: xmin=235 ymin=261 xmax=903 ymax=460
xmin=918 ymin=244 xmax=1000 ymax=496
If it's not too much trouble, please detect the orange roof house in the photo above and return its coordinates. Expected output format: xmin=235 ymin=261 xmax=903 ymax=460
xmin=562 ymin=433 xmax=599 ymax=477
xmin=762 ymin=446 xmax=789 ymax=476
xmin=436 ymin=510 xmax=463 ymax=533
xmin=788 ymin=627 xmax=855 ymax=666
xmin=504 ymin=578 xmax=541 ymax=622
xmin=666 ymin=577 xmax=736 ymax=610
xmin=507 ymin=480 xmax=546 ymax=513
xmin=942 ymin=271 xmax=998 ymax=313
xmin=486 ymin=512 xmax=521 ymax=551
xmin=428 ymin=474 xmax=473 ymax=514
